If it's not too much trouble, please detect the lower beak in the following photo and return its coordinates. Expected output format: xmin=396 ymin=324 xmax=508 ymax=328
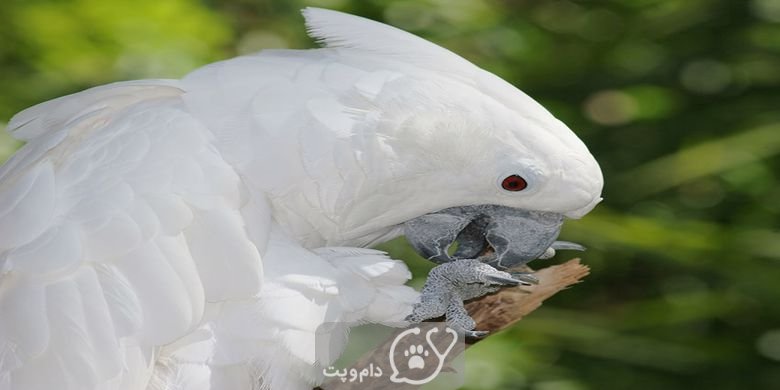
xmin=403 ymin=205 xmax=584 ymax=270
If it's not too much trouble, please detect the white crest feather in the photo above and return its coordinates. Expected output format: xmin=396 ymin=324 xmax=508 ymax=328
xmin=300 ymin=7 xmax=559 ymax=132
xmin=301 ymin=7 xmax=478 ymax=78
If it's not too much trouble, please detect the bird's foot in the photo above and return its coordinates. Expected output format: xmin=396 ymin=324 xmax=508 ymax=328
xmin=406 ymin=259 xmax=537 ymax=338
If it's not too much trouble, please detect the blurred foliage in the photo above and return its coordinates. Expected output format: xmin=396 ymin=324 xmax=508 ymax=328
xmin=1 ymin=0 xmax=779 ymax=389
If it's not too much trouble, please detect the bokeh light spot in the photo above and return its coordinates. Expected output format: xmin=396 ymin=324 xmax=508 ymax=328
xmin=757 ymin=330 xmax=780 ymax=362
xmin=677 ymin=178 xmax=726 ymax=209
xmin=583 ymin=90 xmax=638 ymax=125
xmin=680 ymin=59 xmax=732 ymax=94
xmin=751 ymin=0 xmax=780 ymax=22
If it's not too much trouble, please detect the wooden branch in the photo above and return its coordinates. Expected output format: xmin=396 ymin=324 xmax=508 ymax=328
xmin=464 ymin=258 xmax=590 ymax=341
xmin=316 ymin=258 xmax=589 ymax=390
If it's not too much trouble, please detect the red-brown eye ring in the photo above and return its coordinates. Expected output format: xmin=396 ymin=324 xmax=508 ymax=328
xmin=501 ymin=175 xmax=527 ymax=191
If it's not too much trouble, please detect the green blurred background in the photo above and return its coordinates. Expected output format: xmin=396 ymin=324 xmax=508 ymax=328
xmin=1 ymin=0 xmax=779 ymax=389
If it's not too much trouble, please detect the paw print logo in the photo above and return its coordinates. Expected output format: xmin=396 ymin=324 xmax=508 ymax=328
xmin=404 ymin=344 xmax=429 ymax=369
xmin=389 ymin=326 xmax=457 ymax=385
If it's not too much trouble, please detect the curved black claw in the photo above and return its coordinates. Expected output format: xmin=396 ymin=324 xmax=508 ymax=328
xmin=464 ymin=329 xmax=489 ymax=339
xmin=485 ymin=274 xmax=523 ymax=286
xmin=538 ymin=240 xmax=587 ymax=259
xmin=551 ymin=241 xmax=586 ymax=251
xmin=448 ymin=322 xmax=489 ymax=339
xmin=509 ymin=272 xmax=539 ymax=285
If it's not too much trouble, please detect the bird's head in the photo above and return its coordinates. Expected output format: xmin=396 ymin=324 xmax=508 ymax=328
xmin=266 ymin=9 xmax=603 ymax=268
xmin=335 ymin=74 xmax=602 ymax=268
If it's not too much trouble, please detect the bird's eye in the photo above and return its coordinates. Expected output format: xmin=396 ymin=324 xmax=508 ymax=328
xmin=501 ymin=175 xmax=527 ymax=191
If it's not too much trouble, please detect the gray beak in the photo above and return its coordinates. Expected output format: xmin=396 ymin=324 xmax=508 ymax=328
xmin=403 ymin=205 xmax=584 ymax=270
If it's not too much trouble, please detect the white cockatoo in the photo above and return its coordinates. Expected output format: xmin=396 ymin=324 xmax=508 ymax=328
xmin=0 ymin=8 xmax=603 ymax=390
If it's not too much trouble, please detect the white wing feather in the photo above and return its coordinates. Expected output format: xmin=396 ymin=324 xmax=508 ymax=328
xmin=0 ymin=8 xmax=448 ymax=390
xmin=0 ymin=81 xmax=264 ymax=390
xmin=147 ymin=228 xmax=416 ymax=390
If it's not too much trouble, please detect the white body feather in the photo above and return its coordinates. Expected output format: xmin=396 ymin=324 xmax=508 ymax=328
xmin=0 ymin=8 xmax=602 ymax=390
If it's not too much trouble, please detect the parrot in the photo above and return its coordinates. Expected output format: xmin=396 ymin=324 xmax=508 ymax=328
xmin=0 ymin=7 xmax=603 ymax=390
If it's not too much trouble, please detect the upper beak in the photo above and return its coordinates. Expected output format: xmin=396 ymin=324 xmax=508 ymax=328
xmin=404 ymin=205 xmax=584 ymax=270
